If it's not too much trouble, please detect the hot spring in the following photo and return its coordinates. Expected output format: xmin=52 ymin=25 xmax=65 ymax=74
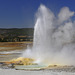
xmin=23 ymin=4 xmax=75 ymax=66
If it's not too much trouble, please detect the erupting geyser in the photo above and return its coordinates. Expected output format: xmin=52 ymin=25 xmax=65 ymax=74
xmin=23 ymin=4 xmax=75 ymax=66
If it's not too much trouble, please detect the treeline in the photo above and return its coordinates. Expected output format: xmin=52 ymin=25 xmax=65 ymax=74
xmin=0 ymin=28 xmax=34 ymax=42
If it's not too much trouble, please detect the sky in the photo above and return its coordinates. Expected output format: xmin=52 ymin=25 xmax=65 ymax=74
xmin=0 ymin=0 xmax=75 ymax=28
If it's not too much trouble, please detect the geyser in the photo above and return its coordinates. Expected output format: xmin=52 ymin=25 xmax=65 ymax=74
xmin=23 ymin=4 xmax=75 ymax=66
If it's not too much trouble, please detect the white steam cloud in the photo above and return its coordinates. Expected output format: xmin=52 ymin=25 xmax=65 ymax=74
xmin=58 ymin=7 xmax=74 ymax=24
xmin=23 ymin=4 xmax=75 ymax=66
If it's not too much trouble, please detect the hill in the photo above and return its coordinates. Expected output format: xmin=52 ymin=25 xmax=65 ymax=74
xmin=0 ymin=28 xmax=34 ymax=42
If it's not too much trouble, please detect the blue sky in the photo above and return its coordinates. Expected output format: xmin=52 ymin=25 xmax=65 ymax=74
xmin=0 ymin=0 xmax=75 ymax=28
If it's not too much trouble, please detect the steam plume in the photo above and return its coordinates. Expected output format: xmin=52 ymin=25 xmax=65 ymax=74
xmin=23 ymin=4 xmax=75 ymax=66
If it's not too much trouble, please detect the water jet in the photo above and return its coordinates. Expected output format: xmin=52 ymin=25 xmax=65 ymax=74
xmin=7 ymin=4 xmax=75 ymax=70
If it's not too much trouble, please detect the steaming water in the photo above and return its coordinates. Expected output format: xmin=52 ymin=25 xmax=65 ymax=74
xmin=23 ymin=4 xmax=75 ymax=65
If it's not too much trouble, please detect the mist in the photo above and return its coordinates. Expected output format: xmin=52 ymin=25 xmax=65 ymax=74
xmin=23 ymin=4 xmax=75 ymax=66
